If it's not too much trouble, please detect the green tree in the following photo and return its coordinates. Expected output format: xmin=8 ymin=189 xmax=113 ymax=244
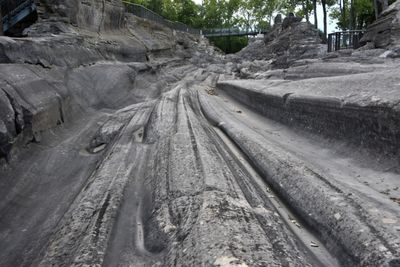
xmin=330 ymin=0 xmax=395 ymax=31
xmin=147 ymin=0 xmax=163 ymax=14
xmin=125 ymin=0 xmax=292 ymax=53
xmin=312 ymin=0 xmax=318 ymax=28
xmin=248 ymin=0 xmax=280 ymax=28
xmin=162 ymin=0 xmax=178 ymax=22
xmin=202 ymin=0 xmax=224 ymax=28
xmin=176 ymin=0 xmax=200 ymax=26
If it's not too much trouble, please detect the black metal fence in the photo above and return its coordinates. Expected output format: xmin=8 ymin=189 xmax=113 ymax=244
xmin=123 ymin=2 xmax=201 ymax=35
xmin=1 ymin=0 xmax=36 ymax=33
xmin=0 ymin=0 xmax=31 ymax=18
xmin=327 ymin=30 xmax=364 ymax=52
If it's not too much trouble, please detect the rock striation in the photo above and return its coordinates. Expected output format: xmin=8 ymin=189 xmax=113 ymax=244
xmin=35 ymin=0 xmax=125 ymax=32
xmin=0 ymin=1 xmax=400 ymax=267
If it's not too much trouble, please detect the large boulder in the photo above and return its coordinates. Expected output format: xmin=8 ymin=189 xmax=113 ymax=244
xmin=237 ymin=16 xmax=325 ymax=68
xmin=360 ymin=0 xmax=400 ymax=48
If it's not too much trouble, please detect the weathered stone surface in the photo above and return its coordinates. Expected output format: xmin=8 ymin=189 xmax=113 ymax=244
xmin=0 ymin=1 xmax=400 ymax=267
xmin=237 ymin=20 xmax=325 ymax=69
xmin=282 ymin=13 xmax=303 ymax=29
xmin=200 ymin=87 xmax=400 ymax=266
xmin=0 ymin=33 xmax=150 ymax=67
xmin=217 ymin=69 xmax=400 ymax=157
xmin=36 ymin=0 xmax=125 ymax=32
xmin=0 ymin=88 xmax=16 ymax=157
xmin=361 ymin=0 xmax=400 ymax=48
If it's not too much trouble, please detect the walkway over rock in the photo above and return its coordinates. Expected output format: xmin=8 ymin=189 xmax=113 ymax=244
xmin=123 ymin=2 xmax=267 ymax=38
xmin=0 ymin=0 xmax=37 ymax=34
xmin=203 ymin=28 xmax=268 ymax=38
xmin=1 ymin=1 xmax=267 ymax=39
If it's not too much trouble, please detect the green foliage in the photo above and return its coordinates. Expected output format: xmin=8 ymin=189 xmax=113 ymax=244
xmin=330 ymin=0 xmax=396 ymax=31
xmin=162 ymin=0 xmax=178 ymax=22
xmin=295 ymin=1 xmax=313 ymax=20
xmin=129 ymin=0 xmax=395 ymax=51
xmin=209 ymin=36 xmax=248 ymax=54
xmin=147 ymin=0 xmax=164 ymax=14
xmin=330 ymin=0 xmax=373 ymax=30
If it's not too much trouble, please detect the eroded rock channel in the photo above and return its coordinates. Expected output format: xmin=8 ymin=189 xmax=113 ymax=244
xmin=0 ymin=0 xmax=399 ymax=266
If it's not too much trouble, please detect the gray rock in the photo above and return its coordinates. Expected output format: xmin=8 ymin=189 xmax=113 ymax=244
xmin=237 ymin=21 xmax=324 ymax=68
xmin=0 ymin=1 xmax=400 ymax=267
xmin=360 ymin=0 xmax=400 ymax=48
xmin=387 ymin=46 xmax=400 ymax=57
xmin=0 ymin=89 xmax=16 ymax=157
xmin=35 ymin=0 xmax=125 ymax=32
xmin=274 ymin=14 xmax=283 ymax=25
xmin=282 ymin=12 xmax=303 ymax=29
xmin=217 ymin=70 xmax=400 ymax=156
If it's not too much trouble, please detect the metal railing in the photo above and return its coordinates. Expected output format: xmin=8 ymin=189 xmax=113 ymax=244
xmin=123 ymin=2 xmax=201 ymax=35
xmin=327 ymin=30 xmax=365 ymax=52
xmin=203 ymin=27 xmax=267 ymax=37
xmin=1 ymin=0 xmax=34 ymax=19
xmin=1 ymin=0 xmax=36 ymax=32
xmin=1 ymin=0 xmax=29 ymax=15
xmin=1 ymin=0 xmax=265 ymax=38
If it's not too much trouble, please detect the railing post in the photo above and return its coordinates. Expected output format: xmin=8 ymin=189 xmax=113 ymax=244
xmin=349 ymin=31 xmax=352 ymax=49
xmin=327 ymin=30 xmax=365 ymax=53
xmin=334 ymin=33 xmax=337 ymax=51
xmin=327 ymin=34 xmax=332 ymax=52
xmin=357 ymin=31 xmax=361 ymax=48
xmin=335 ymin=32 xmax=340 ymax=51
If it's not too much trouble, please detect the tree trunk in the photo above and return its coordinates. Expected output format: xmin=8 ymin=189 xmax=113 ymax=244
xmin=374 ymin=0 xmax=379 ymax=19
xmin=246 ymin=12 xmax=250 ymax=42
xmin=302 ymin=0 xmax=309 ymax=22
xmin=343 ymin=0 xmax=347 ymax=30
xmin=0 ymin=6 xmax=3 ymax=36
xmin=313 ymin=0 xmax=318 ymax=28
xmin=321 ymin=0 xmax=327 ymax=39
xmin=349 ymin=0 xmax=355 ymax=30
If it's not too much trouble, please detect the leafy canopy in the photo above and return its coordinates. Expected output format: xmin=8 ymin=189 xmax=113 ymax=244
xmin=124 ymin=0 xmax=392 ymax=51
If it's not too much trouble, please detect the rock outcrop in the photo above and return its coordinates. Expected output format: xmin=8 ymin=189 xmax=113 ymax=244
xmin=0 ymin=1 xmax=209 ymax=159
xmin=361 ymin=0 xmax=400 ymax=48
xmin=237 ymin=15 xmax=325 ymax=68
xmin=35 ymin=0 xmax=125 ymax=32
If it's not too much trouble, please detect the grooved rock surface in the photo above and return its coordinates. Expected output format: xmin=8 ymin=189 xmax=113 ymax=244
xmin=217 ymin=71 xmax=400 ymax=157
xmin=0 ymin=2 xmax=400 ymax=267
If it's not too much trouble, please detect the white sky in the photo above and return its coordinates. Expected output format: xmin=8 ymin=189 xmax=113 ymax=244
xmin=192 ymin=0 xmax=337 ymax=33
